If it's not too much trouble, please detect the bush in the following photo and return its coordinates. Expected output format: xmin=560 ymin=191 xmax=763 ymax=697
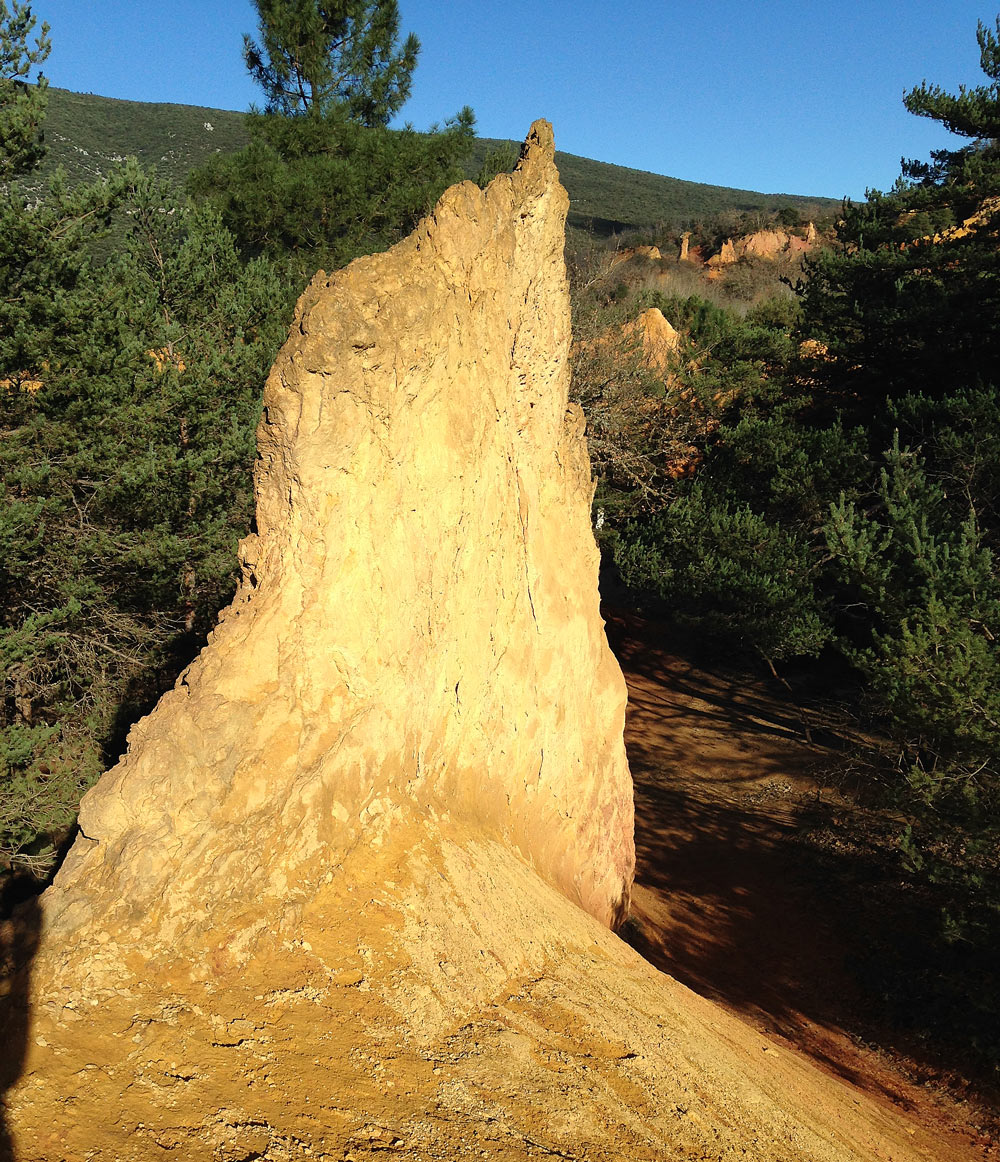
xmin=189 ymin=106 xmax=474 ymax=276
xmin=824 ymin=432 xmax=1000 ymax=949
xmin=617 ymin=488 xmax=829 ymax=662
xmin=0 ymin=169 xmax=288 ymax=878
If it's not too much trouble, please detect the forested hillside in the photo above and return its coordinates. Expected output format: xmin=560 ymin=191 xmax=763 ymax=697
xmin=32 ymin=87 xmax=838 ymax=236
xmin=30 ymin=87 xmax=249 ymax=191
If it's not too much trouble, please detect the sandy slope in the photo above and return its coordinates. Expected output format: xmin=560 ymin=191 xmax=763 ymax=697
xmin=612 ymin=608 xmax=996 ymax=1161
xmin=2 ymin=806 xmax=981 ymax=1161
xmin=5 ymin=610 xmax=995 ymax=1160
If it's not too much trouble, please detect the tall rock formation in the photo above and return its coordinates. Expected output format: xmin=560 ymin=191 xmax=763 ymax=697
xmin=35 ymin=120 xmax=634 ymax=971
xmin=2 ymin=125 xmax=959 ymax=1162
xmin=623 ymin=307 xmax=680 ymax=374
xmin=679 ymin=230 xmax=692 ymax=262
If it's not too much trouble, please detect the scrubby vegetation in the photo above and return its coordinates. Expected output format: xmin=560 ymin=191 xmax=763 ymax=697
xmin=31 ymin=87 xmax=249 ymax=193
xmin=573 ymin=15 xmax=1000 ymax=1085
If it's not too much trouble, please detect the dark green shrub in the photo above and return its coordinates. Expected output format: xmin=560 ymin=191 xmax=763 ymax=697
xmin=617 ymin=488 xmax=829 ymax=662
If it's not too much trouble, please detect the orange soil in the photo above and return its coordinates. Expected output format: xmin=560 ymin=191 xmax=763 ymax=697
xmin=3 ymin=611 xmax=998 ymax=1161
xmin=609 ymin=608 xmax=998 ymax=1161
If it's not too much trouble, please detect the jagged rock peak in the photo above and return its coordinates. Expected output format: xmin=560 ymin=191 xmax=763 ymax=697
xmin=35 ymin=118 xmax=635 ymax=980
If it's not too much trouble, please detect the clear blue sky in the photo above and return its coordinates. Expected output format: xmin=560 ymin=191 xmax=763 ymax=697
xmin=31 ymin=0 xmax=1000 ymax=200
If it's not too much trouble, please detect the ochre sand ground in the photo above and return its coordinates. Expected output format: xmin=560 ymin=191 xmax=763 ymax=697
xmin=611 ymin=608 xmax=997 ymax=1161
xmin=3 ymin=614 xmax=996 ymax=1161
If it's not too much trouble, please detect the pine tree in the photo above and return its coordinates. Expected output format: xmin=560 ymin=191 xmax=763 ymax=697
xmin=0 ymin=0 xmax=49 ymax=181
xmin=903 ymin=16 xmax=1000 ymax=144
xmin=190 ymin=103 xmax=475 ymax=276
xmin=799 ymin=17 xmax=1000 ymax=411
xmin=823 ymin=425 xmax=1000 ymax=947
xmin=193 ymin=1 xmax=474 ymax=277
xmin=1 ymin=165 xmax=288 ymax=878
xmin=244 ymin=0 xmax=419 ymax=126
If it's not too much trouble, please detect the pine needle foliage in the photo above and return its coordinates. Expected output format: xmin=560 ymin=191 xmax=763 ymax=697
xmin=192 ymin=0 xmax=474 ymax=282
xmin=0 ymin=0 xmax=48 ymax=181
xmin=799 ymin=17 xmax=1000 ymax=412
xmin=190 ymin=103 xmax=474 ymax=278
xmin=1 ymin=164 xmax=288 ymax=877
xmin=244 ymin=0 xmax=419 ymax=125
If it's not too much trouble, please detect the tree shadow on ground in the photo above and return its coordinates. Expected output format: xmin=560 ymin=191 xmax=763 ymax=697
xmin=608 ymin=606 xmax=1000 ymax=1120
xmin=0 ymin=894 xmax=42 ymax=1162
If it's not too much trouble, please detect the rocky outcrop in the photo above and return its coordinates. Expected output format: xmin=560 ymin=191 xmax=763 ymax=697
xmin=679 ymin=230 xmax=692 ymax=262
xmin=2 ymin=125 xmax=957 ymax=1162
xmin=708 ymin=225 xmax=817 ymax=267
xmin=575 ymin=307 xmax=680 ymax=383
xmin=610 ymin=243 xmax=662 ymax=267
xmin=711 ymin=237 xmax=737 ymax=266
xmin=623 ymin=307 xmax=680 ymax=373
xmin=26 ymin=121 xmax=635 ymax=970
xmin=911 ymin=194 xmax=1000 ymax=244
xmin=741 ymin=228 xmax=793 ymax=259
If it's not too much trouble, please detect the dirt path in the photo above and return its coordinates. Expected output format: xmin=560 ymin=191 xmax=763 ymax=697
xmin=608 ymin=609 xmax=999 ymax=1161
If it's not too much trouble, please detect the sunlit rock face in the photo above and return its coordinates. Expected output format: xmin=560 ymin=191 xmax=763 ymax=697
xmin=39 ymin=119 xmax=635 ymax=976
xmin=624 ymin=307 xmax=680 ymax=373
xmin=707 ymin=226 xmax=818 ymax=267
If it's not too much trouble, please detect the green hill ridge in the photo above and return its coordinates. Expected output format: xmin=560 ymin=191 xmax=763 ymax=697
xmin=33 ymin=88 xmax=839 ymax=235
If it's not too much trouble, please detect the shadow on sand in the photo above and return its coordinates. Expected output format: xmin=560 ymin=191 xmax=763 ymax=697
xmin=608 ymin=605 xmax=1000 ymax=1118
xmin=0 ymin=892 xmax=43 ymax=1162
